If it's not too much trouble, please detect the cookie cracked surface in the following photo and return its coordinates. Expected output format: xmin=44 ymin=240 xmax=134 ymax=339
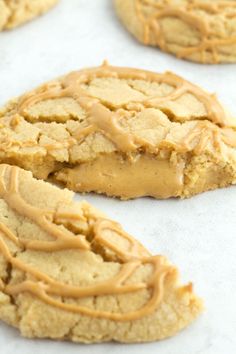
xmin=0 ymin=164 xmax=203 ymax=343
xmin=0 ymin=62 xmax=236 ymax=199
xmin=114 ymin=0 xmax=236 ymax=64
xmin=0 ymin=0 xmax=58 ymax=31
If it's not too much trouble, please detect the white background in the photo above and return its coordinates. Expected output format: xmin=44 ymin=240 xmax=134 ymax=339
xmin=0 ymin=1 xmax=236 ymax=353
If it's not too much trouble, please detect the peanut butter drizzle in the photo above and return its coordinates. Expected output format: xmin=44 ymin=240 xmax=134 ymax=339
xmin=0 ymin=165 xmax=176 ymax=321
xmin=135 ymin=0 xmax=236 ymax=64
xmin=93 ymin=219 xmax=151 ymax=262
xmin=160 ymin=121 xmax=224 ymax=154
xmin=14 ymin=62 xmax=236 ymax=156
xmin=0 ymin=166 xmax=90 ymax=252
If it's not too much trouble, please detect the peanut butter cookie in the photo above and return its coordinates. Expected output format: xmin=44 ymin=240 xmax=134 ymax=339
xmin=114 ymin=0 xmax=236 ymax=64
xmin=0 ymin=0 xmax=58 ymax=31
xmin=0 ymin=164 xmax=203 ymax=343
xmin=0 ymin=62 xmax=236 ymax=199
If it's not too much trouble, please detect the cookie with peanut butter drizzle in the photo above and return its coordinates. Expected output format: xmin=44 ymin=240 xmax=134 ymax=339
xmin=0 ymin=0 xmax=58 ymax=31
xmin=0 ymin=62 xmax=236 ymax=199
xmin=114 ymin=0 xmax=236 ymax=64
xmin=0 ymin=164 xmax=203 ymax=343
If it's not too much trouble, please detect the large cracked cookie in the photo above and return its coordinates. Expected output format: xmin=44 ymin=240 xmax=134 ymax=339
xmin=0 ymin=0 xmax=58 ymax=31
xmin=0 ymin=62 xmax=236 ymax=199
xmin=114 ymin=0 xmax=236 ymax=64
xmin=0 ymin=164 xmax=203 ymax=343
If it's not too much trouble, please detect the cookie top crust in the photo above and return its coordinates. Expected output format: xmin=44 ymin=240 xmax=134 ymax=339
xmin=0 ymin=164 xmax=153 ymax=322
xmin=115 ymin=0 xmax=236 ymax=64
xmin=0 ymin=62 xmax=235 ymax=176
xmin=0 ymin=164 xmax=203 ymax=342
xmin=0 ymin=0 xmax=58 ymax=31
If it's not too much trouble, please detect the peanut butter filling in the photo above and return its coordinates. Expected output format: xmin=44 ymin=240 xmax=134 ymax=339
xmin=135 ymin=0 xmax=236 ymax=63
xmin=56 ymin=153 xmax=185 ymax=199
xmin=0 ymin=165 xmax=180 ymax=321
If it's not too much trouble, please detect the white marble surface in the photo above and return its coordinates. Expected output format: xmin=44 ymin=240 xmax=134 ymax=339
xmin=0 ymin=1 xmax=236 ymax=353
